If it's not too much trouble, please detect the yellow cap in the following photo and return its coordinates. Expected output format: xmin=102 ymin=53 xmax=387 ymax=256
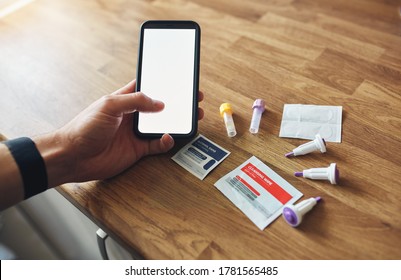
xmin=220 ymin=103 xmax=233 ymax=117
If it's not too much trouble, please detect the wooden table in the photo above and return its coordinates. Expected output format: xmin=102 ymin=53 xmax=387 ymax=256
xmin=1 ymin=0 xmax=400 ymax=259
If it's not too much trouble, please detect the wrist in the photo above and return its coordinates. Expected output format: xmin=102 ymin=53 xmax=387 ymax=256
xmin=0 ymin=143 xmax=24 ymax=209
xmin=34 ymin=131 xmax=76 ymax=188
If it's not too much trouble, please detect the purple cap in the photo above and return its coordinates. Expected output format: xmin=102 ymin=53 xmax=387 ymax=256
xmin=315 ymin=197 xmax=322 ymax=202
xmin=335 ymin=168 xmax=340 ymax=183
xmin=283 ymin=206 xmax=298 ymax=227
xmin=252 ymin=99 xmax=265 ymax=112
xmin=285 ymin=151 xmax=294 ymax=157
xmin=329 ymin=163 xmax=340 ymax=184
xmin=294 ymin=172 xmax=303 ymax=177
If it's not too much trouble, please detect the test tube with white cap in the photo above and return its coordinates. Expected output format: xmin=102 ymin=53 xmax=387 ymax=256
xmin=282 ymin=197 xmax=321 ymax=227
xmin=295 ymin=163 xmax=339 ymax=184
xmin=285 ymin=134 xmax=326 ymax=157
xmin=220 ymin=103 xmax=237 ymax=137
xmin=249 ymin=99 xmax=265 ymax=134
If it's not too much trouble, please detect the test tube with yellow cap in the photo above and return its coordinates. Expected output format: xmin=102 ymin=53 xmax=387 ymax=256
xmin=220 ymin=103 xmax=237 ymax=137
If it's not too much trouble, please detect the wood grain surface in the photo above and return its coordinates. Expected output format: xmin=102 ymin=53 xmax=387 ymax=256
xmin=1 ymin=0 xmax=400 ymax=259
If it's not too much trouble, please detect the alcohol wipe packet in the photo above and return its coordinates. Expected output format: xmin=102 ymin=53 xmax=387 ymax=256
xmin=279 ymin=104 xmax=343 ymax=143
xmin=214 ymin=156 xmax=303 ymax=230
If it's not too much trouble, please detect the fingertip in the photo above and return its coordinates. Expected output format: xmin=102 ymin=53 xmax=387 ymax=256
xmin=134 ymin=92 xmax=164 ymax=111
xmin=161 ymin=134 xmax=174 ymax=151
xmin=198 ymin=108 xmax=204 ymax=120
xmin=147 ymin=134 xmax=174 ymax=155
xmin=198 ymin=91 xmax=204 ymax=102
xmin=153 ymin=99 xmax=165 ymax=111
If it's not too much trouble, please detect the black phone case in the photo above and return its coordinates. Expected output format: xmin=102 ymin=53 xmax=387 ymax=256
xmin=133 ymin=20 xmax=201 ymax=139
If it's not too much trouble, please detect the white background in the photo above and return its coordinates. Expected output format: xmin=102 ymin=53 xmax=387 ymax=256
xmin=2 ymin=260 xmax=400 ymax=280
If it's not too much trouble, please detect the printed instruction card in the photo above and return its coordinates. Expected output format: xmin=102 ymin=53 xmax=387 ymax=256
xmin=214 ymin=156 xmax=303 ymax=230
xmin=172 ymin=134 xmax=230 ymax=180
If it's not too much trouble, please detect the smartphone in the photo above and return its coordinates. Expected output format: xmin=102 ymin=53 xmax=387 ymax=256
xmin=133 ymin=20 xmax=201 ymax=139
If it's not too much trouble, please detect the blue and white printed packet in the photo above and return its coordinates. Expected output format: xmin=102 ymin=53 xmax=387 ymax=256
xmin=172 ymin=134 xmax=230 ymax=180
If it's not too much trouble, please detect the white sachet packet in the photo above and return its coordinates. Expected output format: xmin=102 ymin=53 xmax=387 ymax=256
xmin=279 ymin=104 xmax=343 ymax=143
xmin=214 ymin=156 xmax=303 ymax=230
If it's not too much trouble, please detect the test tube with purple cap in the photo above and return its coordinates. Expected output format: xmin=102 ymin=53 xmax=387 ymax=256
xmin=249 ymin=99 xmax=265 ymax=134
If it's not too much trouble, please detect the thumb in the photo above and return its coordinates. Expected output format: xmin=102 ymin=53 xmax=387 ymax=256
xmin=101 ymin=92 xmax=164 ymax=116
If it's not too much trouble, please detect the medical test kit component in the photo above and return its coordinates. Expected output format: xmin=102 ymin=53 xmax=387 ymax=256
xmin=214 ymin=156 xmax=303 ymax=230
xmin=282 ymin=197 xmax=321 ymax=227
xmin=249 ymin=99 xmax=265 ymax=134
xmin=220 ymin=103 xmax=237 ymax=137
xmin=295 ymin=163 xmax=339 ymax=185
xmin=285 ymin=134 xmax=326 ymax=157
xmin=279 ymin=104 xmax=343 ymax=143
xmin=172 ymin=134 xmax=230 ymax=180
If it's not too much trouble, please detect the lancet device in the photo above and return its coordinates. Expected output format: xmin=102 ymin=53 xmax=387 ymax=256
xmin=283 ymin=197 xmax=321 ymax=227
xmin=285 ymin=134 xmax=326 ymax=157
xmin=295 ymin=163 xmax=339 ymax=185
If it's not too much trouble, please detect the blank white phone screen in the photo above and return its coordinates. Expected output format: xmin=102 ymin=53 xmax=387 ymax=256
xmin=138 ymin=28 xmax=196 ymax=134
